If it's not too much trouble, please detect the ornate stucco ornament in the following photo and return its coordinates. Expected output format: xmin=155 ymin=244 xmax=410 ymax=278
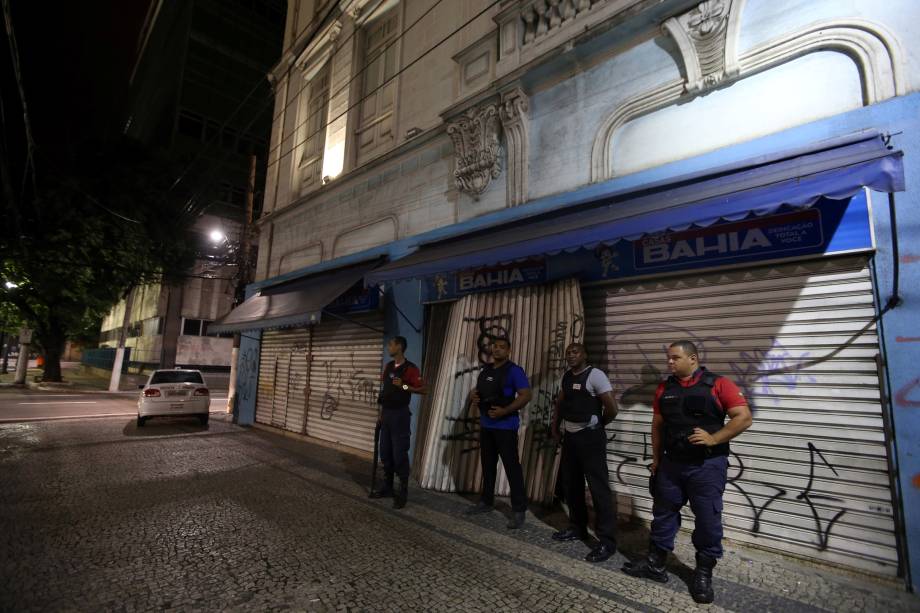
xmin=446 ymin=104 xmax=503 ymax=199
xmin=664 ymin=0 xmax=735 ymax=93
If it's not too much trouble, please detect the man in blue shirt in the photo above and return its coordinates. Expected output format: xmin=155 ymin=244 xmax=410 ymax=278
xmin=465 ymin=337 xmax=532 ymax=529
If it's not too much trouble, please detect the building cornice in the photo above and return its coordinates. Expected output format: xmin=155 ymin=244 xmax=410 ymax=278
xmin=269 ymin=2 xmax=349 ymax=86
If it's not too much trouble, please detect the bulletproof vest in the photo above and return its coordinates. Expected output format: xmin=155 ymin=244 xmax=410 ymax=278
xmin=379 ymin=361 xmax=414 ymax=410
xmin=560 ymin=366 xmax=603 ymax=422
xmin=658 ymin=368 xmax=729 ymax=460
xmin=476 ymin=362 xmax=517 ymax=415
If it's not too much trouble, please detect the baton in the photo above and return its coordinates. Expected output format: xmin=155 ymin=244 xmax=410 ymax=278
xmin=370 ymin=421 xmax=381 ymax=496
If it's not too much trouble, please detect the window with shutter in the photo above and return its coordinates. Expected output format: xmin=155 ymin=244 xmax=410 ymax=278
xmin=299 ymin=63 xmax=331 ymax=188
xmin=356 ymin=10 xmax=399 ymax=164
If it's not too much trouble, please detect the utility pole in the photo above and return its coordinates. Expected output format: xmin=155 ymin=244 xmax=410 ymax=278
xmin=109 ymin=287 xmax=136 ymax=392
xmin=227 ymin=154 xmax=257 ymax=415
xmin=13 ymin=328 xmax=31 ymax=385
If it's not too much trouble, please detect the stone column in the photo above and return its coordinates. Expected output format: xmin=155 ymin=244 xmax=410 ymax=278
xmin=500 ymin=87 xmax=529 ymax=207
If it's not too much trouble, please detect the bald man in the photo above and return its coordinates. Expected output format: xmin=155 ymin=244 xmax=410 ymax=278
xmin=550 ymin=343 xmax=619 ymax=563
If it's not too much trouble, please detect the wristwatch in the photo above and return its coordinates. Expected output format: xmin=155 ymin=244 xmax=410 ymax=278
xmin=402 ymin=384 xmax=409 ymax=391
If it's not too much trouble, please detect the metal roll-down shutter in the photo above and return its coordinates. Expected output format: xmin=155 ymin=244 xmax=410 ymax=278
xmin=583 ymin=255 xmax=898 ymax=576
xmin=417 ymin=278 xmax=584 ymax=503
xmin=255 ymin=328 xmax=311 ymax=432
xmin=305 ymin=312 xmax=384 ymax=452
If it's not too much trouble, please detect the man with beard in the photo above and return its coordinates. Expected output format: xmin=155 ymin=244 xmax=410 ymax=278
xmin=464 ymin=337 xmax=532 ymax=529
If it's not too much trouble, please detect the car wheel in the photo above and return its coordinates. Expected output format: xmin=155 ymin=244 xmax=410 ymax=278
xmin=199 ymin=414 xmax=209 ymax=426
xmin=137 ymin=416 xmax=147 ymax=427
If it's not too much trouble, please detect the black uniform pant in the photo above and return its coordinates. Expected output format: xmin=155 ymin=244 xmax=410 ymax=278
xmin=561 ymin=425 xmax=617 ymax=548
xmin=479 ymin=427 xmax=528 ymax=512
xmin=380 ymin=407 xmax=411 ymax=486
xmin=651 ymin=454 xmax=727 ymax=558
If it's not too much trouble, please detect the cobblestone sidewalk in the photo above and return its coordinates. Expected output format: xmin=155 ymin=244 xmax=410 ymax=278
xmin=0 ymin=415 xmax=916 ymax=612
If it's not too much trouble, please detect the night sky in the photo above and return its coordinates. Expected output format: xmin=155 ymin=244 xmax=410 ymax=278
xmin=2 ymin=0 xmax=152 ymax=157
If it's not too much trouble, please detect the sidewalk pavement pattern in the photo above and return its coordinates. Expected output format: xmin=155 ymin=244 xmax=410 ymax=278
xmin=0 ymin=414 xmax=916 ymax=612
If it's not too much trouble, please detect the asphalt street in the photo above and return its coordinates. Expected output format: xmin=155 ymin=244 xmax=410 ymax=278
xmin=0 ymin=390 xmax=230 ymax=423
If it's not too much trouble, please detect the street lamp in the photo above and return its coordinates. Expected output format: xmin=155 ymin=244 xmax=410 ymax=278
xmin=209 ymin=229 xmax=225 ymax=243
xmin=4 ymin=281 xmax=18 ymax=289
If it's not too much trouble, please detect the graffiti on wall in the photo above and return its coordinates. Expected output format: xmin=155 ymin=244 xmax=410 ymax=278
xmin=441 ymin=315 xmax=513 ymax=450
xmin=607 ymin=428 xmax=852 ymax=551
xmin=316 ymin=351 xmax=377 ymax=421
xmin=608 ymin=323 xmax=882 ymax=552
xmin=260 ymin=342 xmax=378 ymax=424
xmin=463 ymin=314 xmax=513 ymax=366
xmin=439 ymin=313 xmax=585 ymax=483
xmin=894 ymin=376 xmax=920 ymax=408
xmin=441 ymin=415 xmax=481 ymax=453
xmin=433 ymin=308 xmax=882 ymax=551
xmin=608 ymin=324 xmax=821 ymax=411
xmin=238 ymin=346 xmax=259 ymax=403
xmin=728 ymin=339 xmax=817 ymax=403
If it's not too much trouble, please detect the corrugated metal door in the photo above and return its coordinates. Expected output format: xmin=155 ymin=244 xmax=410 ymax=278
xmin=305 ymin=312 xmax=384 ymax=452
xmin=255 ymin=328 xmax=311 ymax=433
xmin=582 ymin=255 xmax=898 ymax=576
xmin=412 ymin=303 xmax=452 ymax=477
xmin=417 ymin=278 xmax=584 ymax=503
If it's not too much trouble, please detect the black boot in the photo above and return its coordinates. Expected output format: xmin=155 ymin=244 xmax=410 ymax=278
xmin=370 ymin=474 xmax=395 ymax=499
xmin=552 ymin=527 xmax=587 ymax=541
xmin=690 ymin=552 xmax=716 ymax=604
xmin=506 ymin=511 xmax=525 ymax=529
xmin=621 ymin=544 xmax=669 ymax=583
xmin=393 ymin=481 xmax=409 ymax=509
xmin=464 ymin=501 xmax=493 ymax=515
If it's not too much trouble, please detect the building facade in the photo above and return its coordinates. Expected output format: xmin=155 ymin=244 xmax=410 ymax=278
xmin=217 ymin=0 xmax=920 ymax=590
xmin=98 ymin=0 xmax=285 ymax=371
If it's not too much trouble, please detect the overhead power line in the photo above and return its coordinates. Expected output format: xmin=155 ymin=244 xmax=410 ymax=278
xmin=169 ymin=0 xmax=447 ymax=209
xmin=166 ymin=0 xmax=346 ymax=196
xmin=2 ymin=0 xmax=37 ymax=199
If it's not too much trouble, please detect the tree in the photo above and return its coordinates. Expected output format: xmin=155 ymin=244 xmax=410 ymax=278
xmin=0 ymin=139 xmax=201 ymax=381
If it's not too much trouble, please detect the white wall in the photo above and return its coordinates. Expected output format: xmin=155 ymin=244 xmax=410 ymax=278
xmin=611 ymin=52 xmax=864 ymax=176
xmin=528 ymin=36 xmax=682 ymax=199
xmin=177 ymin=335 xmax=234 ymax=367
xmin=738 ymin=0 xmax=920 ymax=93
xmin=528 ymin=0 xmax=917 ymax=197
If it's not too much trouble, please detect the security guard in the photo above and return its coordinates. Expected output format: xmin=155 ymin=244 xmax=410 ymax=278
xmin=623 ymin=340 xmax=752 ymax=604
xmin=550 ymin=343 xmax=619 ymax=563
xmin=464 ymin=337 xmax=532 ymax=529
xmin=370 ymin=336 xmax=423 ymax=509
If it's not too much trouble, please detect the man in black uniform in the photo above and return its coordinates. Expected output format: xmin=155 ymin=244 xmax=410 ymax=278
xmin=464 ymin=337 xmax=532 ymax=529
xmin=550 ymin=343 xmax=619 ymax=562
xmin=370 ymin=336 xmax=424 ymax=509
xmin=623 ymin=340 xmax=752 ymax=604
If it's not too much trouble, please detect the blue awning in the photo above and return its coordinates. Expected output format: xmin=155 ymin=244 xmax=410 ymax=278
xmin=366 ymin=133 xmax=904 ymax=285
xmin=209 ymin=258 xmax=383 ymax=333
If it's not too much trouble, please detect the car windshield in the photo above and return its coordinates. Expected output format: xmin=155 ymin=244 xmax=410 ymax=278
xmin=150 ymin=371 xmax=204 ymax=384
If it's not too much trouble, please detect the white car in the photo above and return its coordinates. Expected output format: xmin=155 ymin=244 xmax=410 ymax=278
xmin=137 ymin=369 xmax=210 ymax=427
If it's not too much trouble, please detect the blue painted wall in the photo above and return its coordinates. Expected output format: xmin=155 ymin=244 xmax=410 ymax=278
xmin=235 ymin=331 xmax=261 ymax=426
xmin=858 ymin=95 xmax=920 ymax=591
xmin=234 ymin=284 xmax=262 ymax=426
